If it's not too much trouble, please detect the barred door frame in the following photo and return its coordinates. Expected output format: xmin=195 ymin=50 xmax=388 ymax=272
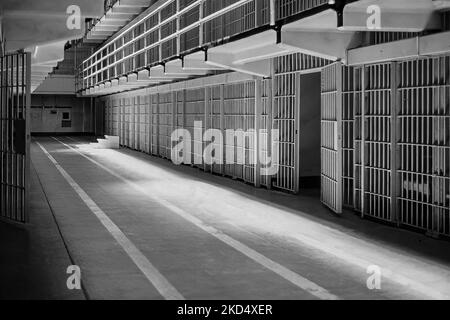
xmin=320 ymin=62 xmax=343 ymax=214
xmin=0 ymin=51 xmax=31 ymax=223
xmin=295 ymin=67 xmax=324 ymax=194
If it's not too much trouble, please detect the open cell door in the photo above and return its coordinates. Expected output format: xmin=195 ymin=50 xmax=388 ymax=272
xmin=0 ymin=52 xmax=31 ymax=223
xmin=320 ymin=63 xmax=343 ymax=214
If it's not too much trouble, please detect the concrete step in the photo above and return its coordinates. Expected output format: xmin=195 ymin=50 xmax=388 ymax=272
xmin=88 ymin=136 xmax=120 ymax=149
xmin=103 ymin=135 xmax=120 ymax=149
xmin=96 ymin=139 xmax=112 ymax=149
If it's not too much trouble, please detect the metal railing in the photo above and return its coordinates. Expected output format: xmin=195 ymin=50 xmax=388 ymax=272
xmin=76 ymin=0 xmax=330 ymax=92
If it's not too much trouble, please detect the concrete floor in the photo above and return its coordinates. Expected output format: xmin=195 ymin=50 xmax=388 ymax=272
xmin=1 ymin=136 xmax=450 ymax=300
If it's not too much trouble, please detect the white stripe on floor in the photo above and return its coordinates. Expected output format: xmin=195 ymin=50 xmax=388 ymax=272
xmin=35 ymin=141 xmax=184 ymax=301
xmin=56 ymin=136 xmax=339 ymax=300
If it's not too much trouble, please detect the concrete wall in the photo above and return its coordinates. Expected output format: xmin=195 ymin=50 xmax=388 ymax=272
xmin=33 ymin=75 xmax=75 ymax=95
xmin=30 ymin=94 xmax=94 ymax=134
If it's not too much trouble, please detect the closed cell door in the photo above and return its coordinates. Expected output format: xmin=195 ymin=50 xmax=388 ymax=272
xmin=320 ymin=63 xmax=343 ymax=214
xmin=0 ymin=52 xmax=31 ymax=223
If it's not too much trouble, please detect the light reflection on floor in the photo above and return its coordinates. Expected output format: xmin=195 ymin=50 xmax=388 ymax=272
xmin=68 ymin=141 xmax=450 ymax=300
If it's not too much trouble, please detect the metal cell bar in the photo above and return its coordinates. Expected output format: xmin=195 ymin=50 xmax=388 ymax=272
xmin=397 ymin=55 xmax=450 ymax=237
xmin=0 ymin=51 xmax=29 ymax=223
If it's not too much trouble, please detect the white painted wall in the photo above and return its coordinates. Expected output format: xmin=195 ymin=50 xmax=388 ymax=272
xmin=34 ymin=74 xmax=75 ymax=95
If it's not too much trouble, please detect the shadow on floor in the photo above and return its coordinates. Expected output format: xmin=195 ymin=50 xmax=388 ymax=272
xmin=0 ymin=164 xmax=85 ymax=300
xmin=83 ymin=137 xmax=450 ymax=268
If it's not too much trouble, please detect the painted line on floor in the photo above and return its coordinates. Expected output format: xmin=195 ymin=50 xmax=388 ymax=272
xmin=35 ymin=140 xmax=184 ymax=301
xmin=57 ymin=136 xmax=339 ymax=300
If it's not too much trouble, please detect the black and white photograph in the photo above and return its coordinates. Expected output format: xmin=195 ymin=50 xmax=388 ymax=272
xmin=0 ymin=0 xmax=450 ymax=310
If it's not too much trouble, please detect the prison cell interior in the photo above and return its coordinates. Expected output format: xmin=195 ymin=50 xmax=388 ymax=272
xmin=273 ymin=53 xmax=330 ymax=192
xmin=298 ymin=72 xmax=321 ymax=188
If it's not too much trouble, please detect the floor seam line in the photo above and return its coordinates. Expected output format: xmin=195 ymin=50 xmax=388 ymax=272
xmin=55 ymin=136 xmax=340 ymax=300
xmin=35 ymin=138 xmax=184 ymax=301
xmin=31 ymin=141 xmax=90 ymax=300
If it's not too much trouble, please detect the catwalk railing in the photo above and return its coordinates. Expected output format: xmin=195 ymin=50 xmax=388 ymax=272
xmin=76 ymin=0 xmax=330 ymax=92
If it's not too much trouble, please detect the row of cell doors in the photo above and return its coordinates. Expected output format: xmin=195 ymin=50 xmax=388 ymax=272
xmin=102 ymin=64 xmax=344 ymax=215
xmin=0 ymin=52 xmax=30 ymax=223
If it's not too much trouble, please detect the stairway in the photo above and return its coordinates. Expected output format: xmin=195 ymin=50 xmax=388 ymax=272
xmin=89 ymin=135 xmax=120 ymax=149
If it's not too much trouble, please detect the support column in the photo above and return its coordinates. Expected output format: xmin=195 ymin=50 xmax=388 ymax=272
xmin=294 ymin=72 xmax=300 ymax=193
xmin=156 ymin=93 xmax=160 ymax=156
xmin=203 ymin=87 xmax=210 ymax=172
xmin=360 ymin=66 xmax=366 ymax=218
xmin=171 ymin=91 xmax=177 ymax=160
xmin=220 ymin=84 xmax=225 ymax=175
xmin=268 ymin=60 xmax=275 ymax=190
xmin=147 ymin=94 xmax=152 ymax=154
xmin=25 ymin=52 xmax=31 ymax=222
xmin=391 ymin=61 xmax=399 ymax=225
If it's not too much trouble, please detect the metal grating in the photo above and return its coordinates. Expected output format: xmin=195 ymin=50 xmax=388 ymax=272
xmin=139 ymin=95 xmax=150 ymax=153
xmin=208 ymin=85 xmax=222 ymax=174
xmin=133 ymin=97 xmax=139 ymax=150
xmin=102 ymin=77 xmax=273 ymax=187
xmin=342 ymin=65 xmax=361 ymax=208
xmin=223 ymin=81 xmax=256 ymax=183
xmin=112 ymin=98 xmax=119 ymax=137
xmin=119 ymin=98 xmax=124 ymax=145
xmin=275 ymin=0 xmax=328 ymax=21
xmin=105 ymin=99 xmax=111 ymax=135
xmin=158 ymin=92 xmax=174 ymax=159
xmin=124 ymin=97 xmax=131 ymax=147
xmin=151 ymin=94 xmax=159 ymax=156
xmin=99 ymin=51 xmax=450 ymax=238
xmin=398 ymin=56 xmax=450 ymax=236
xmin=320 ymin=62 xmax=342 ymax=213
xmin=260 ymin=78 xmax=272 ymax=187
xmin=361 ymin=63 xmax=394 ymax=222
xmin=368 ymin=32 xmax=421 ymax=46
xmin=0 ymin=52 xmax=30 ymax=223
xmin=273 ymin=68 xmax=296 ymax=191
xmin=185 ymin=87 xmax=206 ymax=168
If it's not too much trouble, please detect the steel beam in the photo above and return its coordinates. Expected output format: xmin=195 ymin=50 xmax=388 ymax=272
xmin=280 ymin=29 xmax=362 ymax=62
xmin=182 ymin=51 xmax=224 ymax=71
xmin=164 ymin=59 xmax=209 ymax=76
xmin=347 ymin=30 xmax=450 ymax=65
